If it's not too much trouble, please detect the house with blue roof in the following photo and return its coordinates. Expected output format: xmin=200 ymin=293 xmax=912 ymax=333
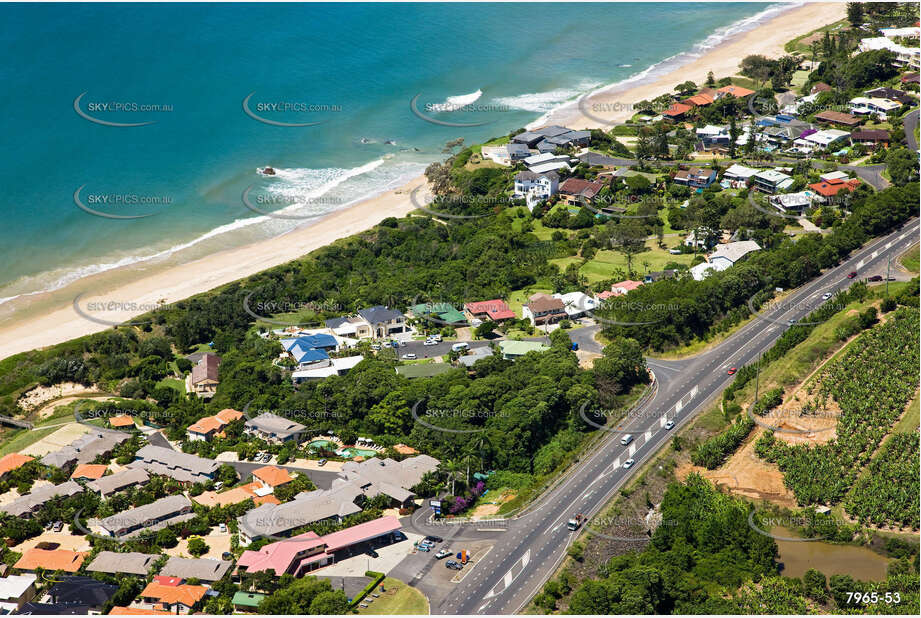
xmin=280 ymin=334 xmax=340 ymax=369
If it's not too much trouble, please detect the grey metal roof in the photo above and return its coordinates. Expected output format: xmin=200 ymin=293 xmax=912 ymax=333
xmin=86 ymin=468 xmax=149 ymax=496
xmin=244 ymin=412 xmax=307 ymax=440
xmin=534 ymin=125 xmax=572 ymax=137
xmin=86 ymin=551 xmax=160 ymax=575
xmin=239 ymin=480 xmax=363 ymax=539
xmin=159 ymin=557 xmax=233 ymax=582
xmin=357 ymin=305 xmax=403 ymax=325
xmin=130 ymin=445 xmax=220 ymax=483
xmin=0 ymin=480 xmax=83 ymax=517
xmin=99 ymin=494 xmax=193 ymax=537
xmin=40 ymin=428 xmax=130 ymax=468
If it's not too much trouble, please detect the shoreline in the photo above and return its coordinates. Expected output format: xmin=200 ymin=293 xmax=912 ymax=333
xmin=0 ymin=2 xmax=846 ymax=361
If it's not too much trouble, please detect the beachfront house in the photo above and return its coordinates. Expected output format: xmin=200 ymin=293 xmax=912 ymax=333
xmin=513 ymin=170 xmax=559 ymax=211
xmin=523 ymin=152 xmax=573 ymax=175
xmin=187 ymin=353 xmax=221 ymax=399
xmin=558 ymin=178 xmax=605 ymax=206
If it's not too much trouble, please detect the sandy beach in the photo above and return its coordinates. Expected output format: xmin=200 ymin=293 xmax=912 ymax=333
xmin=0 ymin=2 xmax=845 ymax=361
xmin=545 ymin=2 xmax=846 ymax=129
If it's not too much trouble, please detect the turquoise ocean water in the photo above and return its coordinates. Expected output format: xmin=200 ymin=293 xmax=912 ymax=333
xmin=0 ymin=2 xmax=784 ymax=305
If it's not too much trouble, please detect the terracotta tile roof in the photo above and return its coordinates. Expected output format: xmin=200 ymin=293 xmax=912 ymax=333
xmin=140 ymin=582 xmax=207 ymax=607
xmin=254 ymin=494 xmax=281 ymax=506
xmin=0 ymin=453 xmax=34 ymax=476
xmin=187 ymin=416 xmax=224 ymax=435
xmin=190 ymin=353 xmax=221 ymax=385
xmin=809 ymin=178 xmax=861 ymax=197
xmin=815 ymin=110 xmax=861 ymax=126
xmin=716 ymin=85 xmax=755 ymax=98
xmin=464 ymin=299 xmax=516 ymax=321
xmin=682 ymin=93 xmax=714 ymax=107
xmin=663 ymin=102 xmax=693 ymax=117
xmin=252 ymin=466 xmax=293 ymax=487
xmin=393 ymin=444 xmax=419 ymax=455
xmin=108 ymin=415 xmax=136 ymax=428
xmin=216 ymin=409 xmax=243 ymax=423
xmin=70 ymin=464 xmax=108 ymax=480
xmin=14 ymin=548 xmax=87 ymax=572
xmin=110 ymin=608 xmax=173 ymax=615
xmin=559 ymin=178 xmax=605 ymax=199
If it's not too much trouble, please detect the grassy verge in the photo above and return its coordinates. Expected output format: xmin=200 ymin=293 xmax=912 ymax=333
xmin=784 ymin=18 xmax=849 ymax=54
xmin=893 ymin=394 xmax=919 ymax=434
xmin=356 ymin=577 xmax=429 ymax=614
xmin=0 ymin=426 xmax=59 ymax=457
xmin=900 ymin=242 xmax=920 ymax=273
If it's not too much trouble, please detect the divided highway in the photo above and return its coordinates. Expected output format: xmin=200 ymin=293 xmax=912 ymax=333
xmin=426 ymin=219 xmax=918 ymax=615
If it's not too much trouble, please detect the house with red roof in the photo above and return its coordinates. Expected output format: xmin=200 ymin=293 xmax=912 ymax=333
xmin=663 ymin=102 xmax=693 ymax=121
xmin=681 ymin=93 xmax=714 ymax=108
xmin=0 ymin=453 xmax=34 ymax=479
xmin=464 ymin=299 xmax=516 ymax=323
xmin=715 ymin=84 xmax=755 ymax=99
xmin=186 ymin=408 xmax=242 ymax=442
xmin=236 ymin=516 xmax=402 ymax=578
xmin=809 ymin=177 xmax=862 ymax=204
xmin=559 ymin=178 xmax=606 ymax=206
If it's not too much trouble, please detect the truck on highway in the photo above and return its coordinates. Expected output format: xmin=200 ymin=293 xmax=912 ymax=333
xmin=566 ymin=514 xmax=585 ymax=531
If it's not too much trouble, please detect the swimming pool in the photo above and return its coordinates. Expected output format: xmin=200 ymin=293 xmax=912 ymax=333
xmin=307 ymin=439 xmax=335 ymax=450
xmin=337 ymin=447 xmax=378 ymax=459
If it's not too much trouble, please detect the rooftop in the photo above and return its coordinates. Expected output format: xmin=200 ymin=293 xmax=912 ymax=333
xmin=159 ymin=557 xmax=233 ymax=582
xmin=86 ymin=551 xmax=160 ymax=576
xmin=14 ymin=548 xmax=87 ymax=572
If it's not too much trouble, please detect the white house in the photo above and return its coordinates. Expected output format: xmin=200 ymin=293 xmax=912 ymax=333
xmin=848 ymin=97 xmax=902 ymax=120
xmin=292 ymin=355 xmax=365 ymax=383
xmin=770 ymin=191 xmax=813 ymax=212
xmin=752 ymin=169 xmax=794 ymax=194
xmin=552 ymin=292 xmax=596 ymax=318
xmin=708 ymin=240 xmax=762 ymax=270
xmin=722 ymin=164 xmax=759 ymax=188
xmin=513 ymin=170 xmax=559 ymax=211
xmin=858 ymin=37 xmax=920 ymax=69
xmin=794 ymin=129 xmax=849 ymax=152
xmin=524 ymin=152 xmax=572 ymax=174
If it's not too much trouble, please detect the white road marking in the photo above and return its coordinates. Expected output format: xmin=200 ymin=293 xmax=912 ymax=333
xmin=612 ymin=457 xmax=620 ymax=467
xmin=644 ymin=430 xmax=652 ymax=440
xmin=628 ymin=443 xmax=636 ymax=455
xmin=856 ymin=259 xmax=864 ymax=269
xmin=659 ymin=416 xmax=667 ymax=427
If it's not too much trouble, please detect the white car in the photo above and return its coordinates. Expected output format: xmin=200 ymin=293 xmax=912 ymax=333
xmin=423 ymin=339 xmax=438 ymax=346
xmin=219 ymin=523 xmax=227 ymax=533
xmin=664 ymin=420 xmax=675 ymax=430
xmin=821 ymin=292 xmax=832 ymax=300
xmin=402 ymin=353 xmax=417 ymax=360
xmin=623 ymin=459 xmax=635 ymax=469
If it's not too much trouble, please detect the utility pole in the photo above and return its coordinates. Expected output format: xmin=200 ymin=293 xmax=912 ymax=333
xmin=754 ymin=352 xmax=762 ymax=402
xmin=886 ymin=256 xmax=891 ymax=297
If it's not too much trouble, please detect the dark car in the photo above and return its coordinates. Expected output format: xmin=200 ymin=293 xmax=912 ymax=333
xmin=867 ymin=274 xmax=883 ymax=282
xmin=424 ymin=535 xmax=443 ymax=544
xmin=366 ymin=549 xmax=379 ymax=558
xmin=847 ymin=271 xmax=857 ymax=279
xmin=445 ymin=560 xmax=463 ymax=570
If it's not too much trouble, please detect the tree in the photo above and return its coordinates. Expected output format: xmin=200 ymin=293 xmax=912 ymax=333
xmin=609 ymin=220 xmax=647 ymax=276
xmin=846 ymin=2 xmax=864 ymax=27
xmin=474 ymin=320 xmax=498 ymax=339
xmin=728 ymin=114 xmax=738 ymax=159
xmin=309 ymin=590 xmax=350 ymax=614
xmin=706 ymin=71 xmax=716 ymax=87
xmin=675 ymin=80 xmax=697 ymax=96
xmin=258 ymin=577 xmax=344 ymax=614
xmin=187 ymin=537 xmax=209 ymax=557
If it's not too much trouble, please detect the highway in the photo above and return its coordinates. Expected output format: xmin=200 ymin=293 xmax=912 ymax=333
xmin=417 ymin=218 xmax=918 ymax=615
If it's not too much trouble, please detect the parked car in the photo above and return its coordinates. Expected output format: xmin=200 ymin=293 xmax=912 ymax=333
xmin=318 ymin=459 xmax=327 ymax=467
xmin=868 ymin=274 xmax=883 ymax=282
xmin=435 ymin=549 xmax=452 ymax=559
xmin=401 ymin=353 xmax=417 ymax=360
xmin=623 ymin=458 xmax=635 ymax=469
xmin=847 ymin=271 xmax=857 ymax=279
xmin=262 ymin=453 xmax=272 ymax=462
xmin=366 ymin=549 xmax=379 ymax=558
xmin=52 ymin=521 xmax=63 ymax=533
xmin=219 ymin=523 xmax=227 ymax=533
xmin=664 ymin=420 xmax=675 ymax=430
xmin=727 ymin=367 xmax=737 ymax=375
xmin=417 ymin=545 xmax=430 ymax=552
xmin=424 ymin=535 xmax=444 ymax=543
xmin=423 ymin=339 xmax=438 ymax=346
xmin=446 ymin=560 xmax=463 ymax=570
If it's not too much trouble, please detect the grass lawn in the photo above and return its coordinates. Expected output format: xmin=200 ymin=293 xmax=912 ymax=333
xmin=790 ymin=69 xmax=810 ymax=91
xmin=785 ymin=18 xmax=849 ymax=54
xmin=157 ymin=377 xmax=186 ymax=394
xmin=0 ymin=426 xmax=59 ymax=457
xmin=579 ymin=240 xmax=696 ymax=284
xmin=356 ymin=578 xmax=428 ymax=615
xmin=899 ymin=242 xmax=919 ymax=273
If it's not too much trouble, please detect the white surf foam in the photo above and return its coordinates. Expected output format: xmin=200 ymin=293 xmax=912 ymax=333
xmin=429 ymin=89 xmax=483 ymax=112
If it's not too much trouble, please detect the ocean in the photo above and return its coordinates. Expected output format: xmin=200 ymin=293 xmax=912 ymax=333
xmin=0 ymin=2 xmax=782 ymax=306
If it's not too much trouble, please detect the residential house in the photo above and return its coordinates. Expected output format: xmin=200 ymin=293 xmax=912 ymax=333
xmin=109 ymin=607 xmax=173 ymax=615
xmin=108 ymin=415 xmax=136 ymax=429
xmin=663 ymin=102 xmax=692 ymax=121
xmin=0 ymin=453 xmax=34 ymax=479
xmin=521 ymin=293 xmax=566 ymax=325
xmin=795 ymin=128 xmax=850 ymax=152
xmin=47 ymin=576 xmax=118 ymax=613
xmin=17 ymin=601 xmax=93 ymax=615
xmin=457 ymin=346 xmax=494 ymax=368
xmin=610 ymin=280 xmax=644 ymax=296
xmin=86 ymin=551 xmax=160 ymax=577
xmin=279 ymin=334 xmax=339 ymax=370
xmin=252 ymin=465 xmax=293 ymax=490
xmin=901 ymin=72 xmax=920 ymax=85
xmin=715 ymin=84 xmax=755 ymax=100
xmin=643 ymin=270 xmax=678 ymax=283
xmin=187 ymin=353 xmax=221 ymax=399
xmin=851 ymin=128 xmax=890 ymax=148
xmin=129 ymin=445 xmax=221 ymax=484
xmin=505 ymin=143 xmax=531 ymax=161
xmin=864 ymin=87 xmax=914 ymax=105
xmin=540 ymin=130 xmax=591 ymax=150
xmin=523 ymin=152 xmax=572 ymax=175
xmin=684 ymin=227 xmax=719 ymax=249
xmin=13 ymin=548 xmax=87 ymax=573
xmin=232 ymin=592 xmax=266 ymax=613
xmin=708 ymin=241 xmax=762 ymax=270
xmin=325 ymin=315 xmax=373 ymax=339
xmin=848 ymin=96 xmax=902 ymax=120
xmin=70 ymin=463 xmax=107 ymax=481
xmin=809 ymin=177 xmax=862 ymax=205
xmin=244 ymin=412 xmax=307 ymax=443
xmin=752 ymin=169 xmax=794 ymax=194
xmin=682 ymin=93 xmax=714 ymax=108
xmin=0 ymin=574 xmax=37 ymax=613
xmin=513 ymin=170 xmax=559 ymax=211
xmin=338 ymin=455 xmax=439 ymax=504
xmin=810 ymin=82 xmax=832 ymax=94
xmin=187 ymin=408 xmax=243 ymax=442
xmin=770 ymin=191 xmax=813 ymax=212
xmin=100 ymin=495 xmax=194 ymax=538
xmin=577 ymin=151 xmax=620 ymax=168
xmin=159 ymin=557 xmax=233 ymax=584
xmin=464 ymin=299 xmax=516 ymax=323
xmin=695 ymin=124 xmax=729 ymax=150
xmin=86 ymin=468 xmax=149 ymax=499
xmin=511 ymin=131 xmax=546 ymax=148
xmin=673 ymin=166 xmax=716 ymax=189
xmin=498 ymin=340 xmax=550 ymax=360
xmin=138 ymin=582 xmax=207 ymax=614
xmin=721 ymin=164 xmax=759 ymax=188
xmin=291 ymin=355 xmax=364 ymax=383
xmin=813 ymin=110 xmax=861 ymax=128
xmin=558 ymin=178 xmax=605 ymax=206
xmin=552 ymin=292 xmax=596 ymax=318
xmin=409 ymin=302 xmax=467 ymax=326
xmin=0 ymin=480 xmax=83 ymax=518
xmin=761 ymin=125 xmax=798 ymax=148
xmin=356 ymin=306 xmax=407 ymax=339
xmin=41 ymin=427 xmax=130 ymax=469
xmin=857 ymin=36 xmax=920 ymax=69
